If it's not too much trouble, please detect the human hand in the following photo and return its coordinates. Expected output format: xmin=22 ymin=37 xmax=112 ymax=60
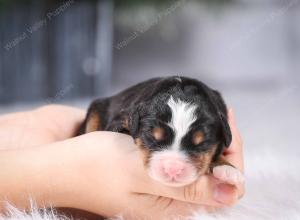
xmin=214 ymin=108 xmax=245 ymax=202
xmin=0 ymin=105 xmax=84 ymax=149
xmin=47 ymin=108 xmax=244 ymax=218
xmin=0 ymin=106 xmax=244 ymax=219
xmin=61 ymin=119 xmax=244 ymax=219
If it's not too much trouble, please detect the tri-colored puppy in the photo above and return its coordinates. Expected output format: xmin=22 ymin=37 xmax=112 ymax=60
xmin=78 ymin=76 xmax=244 ymax=187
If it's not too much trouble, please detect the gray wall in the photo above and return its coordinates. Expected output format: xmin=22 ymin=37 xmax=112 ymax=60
xmin=112 ymin=0 xmax=300 ymax=91
xmin=1 ymin=0 xmax=299 ymax=106
xmin=0 ymin=0 xmax=113 ymax=104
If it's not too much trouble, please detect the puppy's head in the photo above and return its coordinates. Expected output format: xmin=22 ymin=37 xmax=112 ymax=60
xmin=129 ymin=77 xmax=231 ymax=187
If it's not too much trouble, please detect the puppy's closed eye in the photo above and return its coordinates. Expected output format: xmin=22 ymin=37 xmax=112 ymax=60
xmin=192 ymin=131 xmax=205 ymax=145
xmin=152 ymin=127 xmax=165 ymax=141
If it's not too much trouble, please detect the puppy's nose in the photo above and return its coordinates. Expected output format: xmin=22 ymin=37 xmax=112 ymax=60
xmin=162 ymin=159 xmax=185 ymax=178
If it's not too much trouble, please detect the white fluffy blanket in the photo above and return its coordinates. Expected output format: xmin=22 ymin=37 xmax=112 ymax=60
xmin=1 ymin=150 xmax=299 ymax=220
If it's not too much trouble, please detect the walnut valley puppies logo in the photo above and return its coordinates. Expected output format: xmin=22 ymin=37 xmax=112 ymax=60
xmin=3 ymin=0 xmax=75 ymax=51
xmin=46 ymin=0 xmax=75 ymax=20
xmin=227 ymin=0 xmax=299 ymax=52
xmin=115 ymin=0 xmax=186 ymax=50
xmin=45 ymin=84 xmax=75 ymax=104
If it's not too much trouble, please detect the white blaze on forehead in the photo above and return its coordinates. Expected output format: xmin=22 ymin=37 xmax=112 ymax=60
xmin=167 ymin=96 xmax=198 ymax=151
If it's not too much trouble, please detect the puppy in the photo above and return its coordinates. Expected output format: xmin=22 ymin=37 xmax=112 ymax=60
xmin=78 ymin=76 xmax=244 ymax=187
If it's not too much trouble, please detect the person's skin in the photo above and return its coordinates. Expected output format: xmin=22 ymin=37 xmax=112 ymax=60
xmin=0 ymin=105 xmax=244 ymax=219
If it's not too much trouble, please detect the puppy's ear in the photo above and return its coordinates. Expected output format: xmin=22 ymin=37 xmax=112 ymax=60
xmin=128 ymin=104 xmax=144 ymax=138
xmin=128 ymin=110 xmax=140 ymax=137
xmin=220 ymin=114 xmax=232 ymax=148
xmin=194 ymin=81 xmax=232 ymax=148
xmin=209 ymin=90 xmax=232 ymax=148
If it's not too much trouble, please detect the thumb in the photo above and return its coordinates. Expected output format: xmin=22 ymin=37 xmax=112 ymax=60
xmin=142 ymin=175 xmax=239 ymax=207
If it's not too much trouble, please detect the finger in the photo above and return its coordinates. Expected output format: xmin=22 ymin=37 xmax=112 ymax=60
xmin=212 ymin=163 xmax=245 ymax=200
xmin=223 ymin=108 xmax=245 ymax=199
xmin=127 ymin=195 xmax=213 ymax=220
xmin=35 ymin=105 xmax=85 ymax=139
xmin=224 ymin=108 xmax=244 ymax=172
xmin=118 ymin=194 xmax=203 ymax=220
xmin=141 ymin=175 xmax=239 ymax=207
xmin=226 ymin=108 xmax=243 ymax=153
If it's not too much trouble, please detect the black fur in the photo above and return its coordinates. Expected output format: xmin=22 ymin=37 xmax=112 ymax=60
xmin=79 ymin=76 xmax=231 ymax=161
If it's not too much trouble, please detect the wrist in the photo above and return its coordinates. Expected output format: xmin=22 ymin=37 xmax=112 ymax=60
xmin=0 ymin=142 xmax=78 ymax=212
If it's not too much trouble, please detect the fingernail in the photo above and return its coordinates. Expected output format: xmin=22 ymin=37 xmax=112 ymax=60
xmin=214 ymin=184 xmax=237 ymax=204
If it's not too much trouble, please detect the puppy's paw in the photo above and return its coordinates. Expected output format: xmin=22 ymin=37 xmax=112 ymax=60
xmin=213 ymin=165 xmax=244 ymax=185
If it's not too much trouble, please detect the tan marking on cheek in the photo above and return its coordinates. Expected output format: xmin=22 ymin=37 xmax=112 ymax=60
xmin=191 ymin=145 xmax=217 ymax=175
xmin=152 ymin=127 xmax=165 ymax=141
xmin=86 ymin=111 xmax=101 ymax=133
xmin=192 ymin=131 xmax=204 ymax=145
xmin=135 ymin=138 xmax=151 ymax=167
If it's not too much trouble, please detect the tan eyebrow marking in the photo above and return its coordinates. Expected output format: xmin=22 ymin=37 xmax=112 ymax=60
xmin=192 ymin=131 xmax=204 ymax=145
xmin=152 ymin=127 xmax=165 ymax=141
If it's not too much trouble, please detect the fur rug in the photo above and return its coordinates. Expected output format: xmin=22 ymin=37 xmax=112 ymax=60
xmin=1 ymin=151 xmax=300 ymax=220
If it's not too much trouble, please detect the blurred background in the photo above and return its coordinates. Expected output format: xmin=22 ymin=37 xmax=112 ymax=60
xmin=0 ymin=0 xmax=300 ymax=156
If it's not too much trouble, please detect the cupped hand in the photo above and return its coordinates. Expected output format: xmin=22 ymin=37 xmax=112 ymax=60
xmin=63 ymin=123 xmax=243 ymax=219
xmin=0 ymin=105 xmax=244 ymax=219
